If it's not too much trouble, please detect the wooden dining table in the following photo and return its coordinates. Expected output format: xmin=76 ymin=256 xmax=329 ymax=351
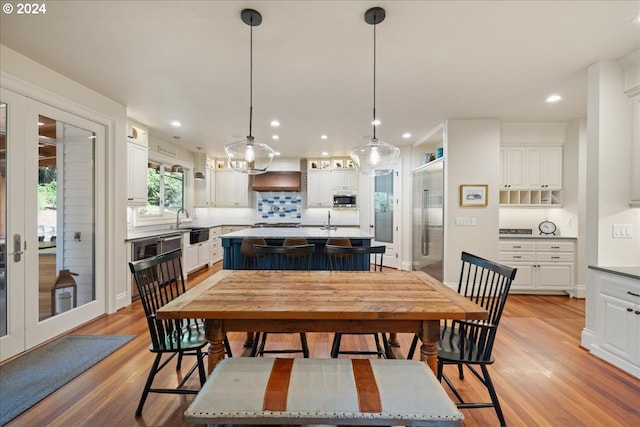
xmin=157 ymin=270 xmax=488 ymax=375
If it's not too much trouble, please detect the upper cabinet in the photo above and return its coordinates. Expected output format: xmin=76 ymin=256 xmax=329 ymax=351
xmin=194 ymin=167 xmax=215 ymax=207
xmin=126 ymin=122 xmax=148 ymax=205
xmin=307 ymin=170 xmax=333 ymax=207
xmin=331 ymin=170 xmax=358 ymax=192
xmin=501 ymin=146 xmax=562 ymax=190
xmin=215 ymin=171 xmax=249 ymax=207
xmin=500 ymin=145 xmax=563 ymax=207
xmin=194 ymin=154 xmax=215 ymax=207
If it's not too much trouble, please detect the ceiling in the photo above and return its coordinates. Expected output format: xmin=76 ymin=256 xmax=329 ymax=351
xmin=1 ymin=1 xmax=639 ymax=159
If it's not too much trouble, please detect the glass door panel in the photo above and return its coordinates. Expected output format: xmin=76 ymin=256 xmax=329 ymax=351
xmin=371 ymin=172 xmax=398 ymax=268
xmin=37 ymin=115 xmax=96 ymax=321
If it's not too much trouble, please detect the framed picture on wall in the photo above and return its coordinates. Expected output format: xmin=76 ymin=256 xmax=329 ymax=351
xmin=459 ymin=184 xmax=488 ymax=207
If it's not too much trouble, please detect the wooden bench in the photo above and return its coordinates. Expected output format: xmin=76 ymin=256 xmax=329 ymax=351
xmin=185 ymin=357 xmax=463 ymax=426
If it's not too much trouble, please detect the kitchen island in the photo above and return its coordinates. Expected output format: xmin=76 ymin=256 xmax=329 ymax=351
xmin=221 ymin=227 xmax=373 ymax=270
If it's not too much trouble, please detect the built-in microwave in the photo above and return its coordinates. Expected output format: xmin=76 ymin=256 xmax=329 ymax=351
xmin=333 ymin=194 xmax=357 ymax=208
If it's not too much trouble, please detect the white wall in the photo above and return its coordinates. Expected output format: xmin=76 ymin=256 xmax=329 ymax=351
xmin=588 ymin=60 xmax=639 ymax=267
xmin=444 ymin=119 xmax=501 ymax=285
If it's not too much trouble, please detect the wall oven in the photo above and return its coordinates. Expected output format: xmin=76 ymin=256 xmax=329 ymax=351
xmin=131 ymin=233 xmax=183 ymax=300
xmin=333 ymin=194 xmax=357 ymax=208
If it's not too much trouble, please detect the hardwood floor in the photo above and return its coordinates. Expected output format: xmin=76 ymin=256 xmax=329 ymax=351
xmin=5 ymin=263 xmax=640 ymax=427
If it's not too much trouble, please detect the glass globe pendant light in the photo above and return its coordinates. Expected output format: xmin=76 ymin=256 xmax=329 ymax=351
xmin=225 ymin=8 xmax=275 ymax=175
xmin=350 ymin=7 xmax=400 ymax=176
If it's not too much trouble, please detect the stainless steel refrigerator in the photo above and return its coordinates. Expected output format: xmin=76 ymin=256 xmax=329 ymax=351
xmin=412 ymin=159 xmax=444 ymax=281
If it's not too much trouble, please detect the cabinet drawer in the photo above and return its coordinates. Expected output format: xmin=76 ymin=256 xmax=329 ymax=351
xmin=535 ymin=241 xmax=574 ymax=252
xmin=209 ymin=227 xmax=222 ymax=236
xmin=599 ymin=274 xmax=640 ymax=302
xmin=499 ymin=241 xmax=535 ymax=251
xmin=499 ymin=252 xmax=535 ymax=262
xmin=537 ymin=252 xmax=574 ymax=262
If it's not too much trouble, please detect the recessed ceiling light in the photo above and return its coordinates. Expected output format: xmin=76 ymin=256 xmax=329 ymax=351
xmin=321 ymin=134 xmax=328 ymax=140
xmin=272 ymin=135 xmax=279 ymax=140
xmin=274 ymin=151 xmax=281 ymax=156
xmin=371 ymin=119 xmax=381 ymax=126
xmin=546 ymin=94 xmax=562 ymax=103
xmin=270 ymin=120 xmax=280 ymax=127
xmin=402 ymin=132 xmax=411 ymax=139
xmin=171 ymin=120 xmax=182 ymax=127
xmin=321 ymin=151 xmax=329 ymax=156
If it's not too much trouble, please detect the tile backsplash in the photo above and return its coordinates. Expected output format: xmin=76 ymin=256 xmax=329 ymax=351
xmin=257 ymin=192 xmax=302 ymax=221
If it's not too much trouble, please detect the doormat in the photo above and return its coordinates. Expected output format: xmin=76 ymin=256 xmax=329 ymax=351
xmin=0 ymin=334 xmax=134 ymax=425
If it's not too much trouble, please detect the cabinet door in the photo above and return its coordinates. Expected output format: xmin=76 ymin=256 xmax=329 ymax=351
xmin=127 ymin=142 xmax=148 ymax=205
xmin=308 ymin=171 xmax=332 ymax=207
xmin=184 ymin=244 xmax=198 ymax=272
xmin=506 ymin=262 xmax=535 ymax=291
xmin=502 ymin=147 xmax=526 ymax=188
xmin=197 ymin=242 xmax=210 ymax=264
xmin=331 ymin=170 xmax=357 ymax=191
xmin=542 ymin=147 xmax=563 ymax=189
xmin=599 ymin=294 xmax=638 ymax=363
xmin=194 ymin=168 xmax=213 ymax=206
xmin=216 ymin=172 xmax=248 ymax=207
xmin=525 ymin=147 xmax=544 ymax=188
xmin=536 ymin=263 xmax=573 ymax=289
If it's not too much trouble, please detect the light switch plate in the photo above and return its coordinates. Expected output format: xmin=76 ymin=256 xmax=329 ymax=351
xmin=612 ymin=224 xmax=632 ymax=238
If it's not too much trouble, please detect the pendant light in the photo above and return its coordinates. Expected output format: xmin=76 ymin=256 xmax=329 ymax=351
xmin=350 ymin=7 xmax=400 ymax=176
xmin=225 ymin=8 xmax=275 ymax=175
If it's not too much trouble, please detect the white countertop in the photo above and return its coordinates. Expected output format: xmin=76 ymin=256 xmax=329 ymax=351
xmin=499 ymin=234 xmax=577 ymax=239
xmin=221 ymin=227 xmax=372 ymax=239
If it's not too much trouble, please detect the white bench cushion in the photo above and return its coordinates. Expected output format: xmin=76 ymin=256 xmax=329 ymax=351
xmin=185 ymin=357 xmax=463 ymax=426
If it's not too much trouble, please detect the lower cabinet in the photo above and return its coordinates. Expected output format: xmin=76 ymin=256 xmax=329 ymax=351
xmin=183 ymin=233 xmax=211 ymax=275
xmin=590 ymin=269 xmax=640 ymax=379
xmin=499 ymin=239 xmax=575 ymax=293
xmin=210 ymin=226 xmax=222 ymax=263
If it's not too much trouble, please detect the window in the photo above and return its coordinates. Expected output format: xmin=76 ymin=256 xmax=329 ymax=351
xmin=138 ymin=161 xmax=184 ymax=218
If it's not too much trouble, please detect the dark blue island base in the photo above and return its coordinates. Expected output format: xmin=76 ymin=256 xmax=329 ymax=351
xmin=221 ymin=235 xmax=373 ymax=270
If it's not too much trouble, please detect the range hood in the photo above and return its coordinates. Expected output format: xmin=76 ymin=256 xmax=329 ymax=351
xmin=252 ymin=171 xmax=301 ymax=192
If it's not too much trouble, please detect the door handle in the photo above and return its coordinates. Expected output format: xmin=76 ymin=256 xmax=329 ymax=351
xmin=8 ymin=233 xmax=24 ymax=262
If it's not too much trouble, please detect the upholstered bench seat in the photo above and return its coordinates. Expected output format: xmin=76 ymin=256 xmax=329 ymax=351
xmin=185 ymin=357 xmax=463 ymax=426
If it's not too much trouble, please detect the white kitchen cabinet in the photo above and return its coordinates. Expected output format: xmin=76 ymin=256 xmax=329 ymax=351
xmin=331 ymin=170 xmax=358 ymax=192
xmin=210 ymin=226 xmax=222 ymax=263
xmin=590 ymin=268 xmax=640 ymax=378
xmin=524 ymin=146 xmax=562 ymax=190
xmin=127 ymin=142 xmax=148 ymax=205
xmin=215 ymin=171 xmax=249 ymax=207
xmin=501 ymin=147 xmax=526 ymax=189
xmin=499 ymin=239 xmax=575 ymax=293
xmin=307 ymin=170 xmax=332 ymax=207
xmin=194 ymin=167 xmax=216 ymax=207
xmin=183 ymin=232 xmax=211 ymax=275
xmin=500 ymin=145 xmax=563 ymax=206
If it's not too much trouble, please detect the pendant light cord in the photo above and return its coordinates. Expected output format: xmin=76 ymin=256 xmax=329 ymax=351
xmin=372 ymin=17 xmax=377 ymax=140
xmin=249 ymin=14 xmax=254 ymax=138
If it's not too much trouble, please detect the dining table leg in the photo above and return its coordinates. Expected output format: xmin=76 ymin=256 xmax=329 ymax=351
xmin=204 ymin=319 xmax=226 ymax=375
xmin=420 ymin=320 xmax=441 ymax=375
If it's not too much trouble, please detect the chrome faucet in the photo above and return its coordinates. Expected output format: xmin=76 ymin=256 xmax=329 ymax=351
xmin=176 ymin=208 xmax=189 ymax=228
xmin=327 ymin=210 xmax=331 ymax=229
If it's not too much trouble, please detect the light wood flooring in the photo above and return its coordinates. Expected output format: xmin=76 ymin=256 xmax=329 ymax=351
xmin=5 ymin=263 xmax=640 ymax=427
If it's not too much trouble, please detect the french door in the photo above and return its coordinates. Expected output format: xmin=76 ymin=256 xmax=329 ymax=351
xmin=369 ymin=170 xmax=400 ymax=268
xmin=0 ymin=88 xmax=106 ymax=361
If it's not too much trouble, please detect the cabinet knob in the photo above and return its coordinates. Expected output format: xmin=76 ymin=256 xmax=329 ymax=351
xmin=635 ymin=311 xmax=640 ymax=315
xmin=627 ymin=308 xmax=633 ymax=312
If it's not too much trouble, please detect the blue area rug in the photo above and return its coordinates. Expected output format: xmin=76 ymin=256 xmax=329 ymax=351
xmin=0 ymin=335 xmax=134 ymax=425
